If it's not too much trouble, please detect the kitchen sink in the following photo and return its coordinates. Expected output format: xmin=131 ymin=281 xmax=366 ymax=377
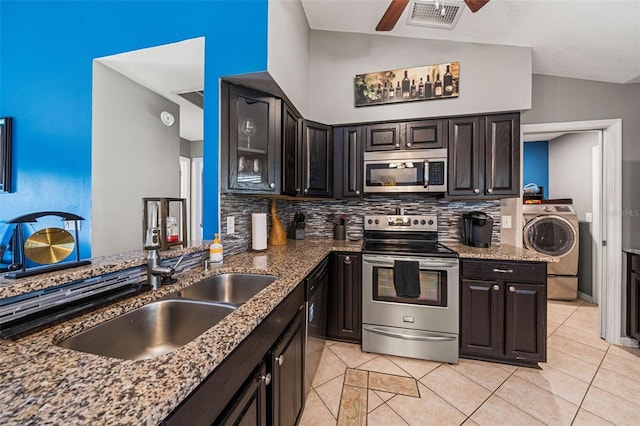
xmin=57 ymin=299 xmax=236 ymax=361
xmin=171 ymin=273 xmax=277 ymax=305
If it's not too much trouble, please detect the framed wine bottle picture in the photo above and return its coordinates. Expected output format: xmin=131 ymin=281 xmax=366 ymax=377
xmin=354 ymin=62 xmax=459 ymax=107
xmin=0 ymin=116 xmax=12 ymax=193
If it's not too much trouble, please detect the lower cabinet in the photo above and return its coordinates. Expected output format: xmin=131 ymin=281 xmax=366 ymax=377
xmin=162 ymin=283 xmax=305 ymax=426
xmin=328 ymin=252 xmax=362 ymax=343
xmin=627 ymin=253 xmax=640 ymax=341
xmin=460 ymin=259 xmax=547 ymax=366
xmin=270 ymin=311 xmax=305 ymax=425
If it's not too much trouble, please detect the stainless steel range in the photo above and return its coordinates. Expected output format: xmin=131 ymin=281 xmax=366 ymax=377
xmin=361 ymin=214 xmax=460 ymax=364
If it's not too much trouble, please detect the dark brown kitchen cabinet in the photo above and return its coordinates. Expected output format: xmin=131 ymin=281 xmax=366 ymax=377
xmin=163 ymin=283 xmax=304 ymax=425
xmin=365 ymin=120 xmax=446 ymax=151
xmin=365 ymin=122 xmax=402 ymax=151
xmin=333 ymin=126 xmax=364 ymax=198
xmin=270 ymin=310 xmax=305 ymax=425
xmin=626 ymin=253 xmax=640 ymax=341
xmin=221 ymin=82 xmax=281 ymax=194
xmin=328 ymin=252 xmax=362 ymax=343
xmin=283 ymin=118 xmax=333 ymax=197
xmin=460 ymin=259 xmax=546 ymax=366
xmin=448 ymin=113 xmax=520 ymax=198
xmin=217 ymin=363 xmax=268 ymax=425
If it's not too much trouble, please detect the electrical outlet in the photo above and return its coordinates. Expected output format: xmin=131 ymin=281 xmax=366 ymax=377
xmin=502 ymin=215 xmax=512 ymax=229
xmin=227 ymin=216 xmax=235 ymax=234
xmin=586 ymin=212 xmax=593 ymax=223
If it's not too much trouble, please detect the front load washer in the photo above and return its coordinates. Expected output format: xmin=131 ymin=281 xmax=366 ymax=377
xmin=523 ymin=204 xmax=580 ymax=300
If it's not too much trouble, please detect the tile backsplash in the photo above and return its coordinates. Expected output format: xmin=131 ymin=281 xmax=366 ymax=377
xmin=220 ymin=194 xmax=501 ymax=256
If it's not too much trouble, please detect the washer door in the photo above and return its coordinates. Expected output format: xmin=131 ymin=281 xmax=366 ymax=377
xmin=523 ymin=215 xmax=577 ymax=257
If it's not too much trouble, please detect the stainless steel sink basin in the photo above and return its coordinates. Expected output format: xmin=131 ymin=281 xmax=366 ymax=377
xmin=57 ymin=299 xmax=236 ymax=360
xmin=172 ymin=273 xmax=277 ymax=305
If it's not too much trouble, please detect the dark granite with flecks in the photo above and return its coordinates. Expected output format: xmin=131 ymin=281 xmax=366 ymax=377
xmin=624 ymin=248 xmax=640 ymax=255
xmin=445 ymin=242 xmax=558 ymax=262
xmin=0 ymin=239 xmax=361 ymax=425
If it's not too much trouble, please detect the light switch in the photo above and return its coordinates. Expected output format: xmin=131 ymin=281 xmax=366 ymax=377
xmin=227 ymin=216 xmax=235 ymax=234
xmin=502 ymin=215 xmax=512 ymax=229
xmin=586 ymin=212 xmax=593 ymax=223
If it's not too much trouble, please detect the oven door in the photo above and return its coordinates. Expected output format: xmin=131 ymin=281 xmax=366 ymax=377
xmin=362 ymin=254 xmax=459 ymax=334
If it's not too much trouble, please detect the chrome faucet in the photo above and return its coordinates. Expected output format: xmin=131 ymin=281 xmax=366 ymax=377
xmin=147 ymin=250 xmax=185 ymax=290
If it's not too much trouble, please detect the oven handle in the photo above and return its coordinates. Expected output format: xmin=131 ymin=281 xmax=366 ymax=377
xmin=363 ymin=257 xmax=458 ymax=270
xmin=363 ymin=325 xmax=457 ymax=342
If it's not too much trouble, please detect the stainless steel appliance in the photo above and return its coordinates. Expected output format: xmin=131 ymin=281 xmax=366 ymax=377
xmin=461 ymin=211 xmax=494 ymax=248
xmin=363 ymin=149 xmax=447 ymax=193
xmin=361 ymin=214 xmax=460 ymax=363
xmin=305 ymin=256 xmax=328 ymax=394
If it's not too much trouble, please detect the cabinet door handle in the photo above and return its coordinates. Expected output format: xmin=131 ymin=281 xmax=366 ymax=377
xmin=296 ymin=188 xmax=301 ymax=193
xmin=260 ymin=373 xmax=272 ymax=386
xmin=492 ymin=268 xmax=514 ymax=274
xmin=304 ymin=188 xmax=309 ymax=193
xmin=355 ymin=190 xmax=360 ymax=195
xmin=487 ymin=188 xmax=494 ymax=194
xmin=509 ymin=286 xmax=516 ymax=293
xmin=269 ymin=183 xmax=275 ymax=189
xmin=277 ymin=355 xmax=284 ymax=366
xmin=395 ymin=143 xmax=400 ymax=148
xmin=474 ymin=188 xmax=480 ymax=194
xmin=493 ymin=285 xmax=500 ymax=291
xmin=406 ymin=142 xmax=412 ymax=147
xmin=344 ymin=256 xmax=351 ymax=264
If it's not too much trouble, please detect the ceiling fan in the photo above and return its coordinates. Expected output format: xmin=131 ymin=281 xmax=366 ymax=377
xmin=376 ymin=0 xmax=489 ymax=31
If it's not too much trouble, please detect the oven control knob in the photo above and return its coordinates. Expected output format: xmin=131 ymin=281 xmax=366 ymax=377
xmin=374 ymin=219 xmax=380 ymax=224
xmin=428 ymin=220 xmax=434 ymax=225
xmin=367 ymin=219 xmax=373 ymax=224
xmin=413 ymin=220 xmax=419 ymax=225
xmin=420 ymin=220 xmax=426 ymax=225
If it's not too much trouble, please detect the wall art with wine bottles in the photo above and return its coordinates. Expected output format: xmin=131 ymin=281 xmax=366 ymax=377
xmin=354 ymin=62 xmax=459 ymax=107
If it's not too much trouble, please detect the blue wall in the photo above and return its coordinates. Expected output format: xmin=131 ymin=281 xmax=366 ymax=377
xmin=523 ymin=141 xmax=549 ymax=199
xmin=0 ymin=0 xmax=268 ymax=257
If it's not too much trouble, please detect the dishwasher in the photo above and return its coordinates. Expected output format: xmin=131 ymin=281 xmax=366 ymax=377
xmin=305 ymin=256 xmax=328 ymax=394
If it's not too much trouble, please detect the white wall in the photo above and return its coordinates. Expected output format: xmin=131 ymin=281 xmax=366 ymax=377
xmin=268 ymin=0 xmax=311 ymax=116
xmin=308 ymin=30 xmax=532 ymax=124
xmin=92 ymin=62 xmax=180 ymax=257
xmin=549 ymin=131 xmax=600 ymax=297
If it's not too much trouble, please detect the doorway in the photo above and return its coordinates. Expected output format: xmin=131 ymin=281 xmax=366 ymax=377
xmin=519 ymin=119 xmax=631 ymax=347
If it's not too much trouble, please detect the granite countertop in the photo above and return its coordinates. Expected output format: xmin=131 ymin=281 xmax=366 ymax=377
xmin=444 ymin=242 xmax=558 ymax=263
xmin=0 ymin=239 xmax=361 ymax=425
xmin=623 ymin=248 xmax=640 ymax=255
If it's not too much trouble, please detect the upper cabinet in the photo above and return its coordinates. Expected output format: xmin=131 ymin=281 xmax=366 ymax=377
xmin=299 ymin=120 xmax=333 ymax=197
xmin=447 ymin=113 xmax=520 ymax=198
xmin=365 ymin=119 xmax=446 ymax=151
xmin=333 ymin=126 xmax=364 ymax=198
xmin=221 ymin=83 xmax=281 ymax=194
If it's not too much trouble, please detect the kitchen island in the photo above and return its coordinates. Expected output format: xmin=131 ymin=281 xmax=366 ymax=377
xmin=0 ymin=239 xmax=360 ymax=425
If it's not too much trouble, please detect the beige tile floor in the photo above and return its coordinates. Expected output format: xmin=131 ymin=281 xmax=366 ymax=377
xmin=299 ymin=299 xmax=640 ymax=425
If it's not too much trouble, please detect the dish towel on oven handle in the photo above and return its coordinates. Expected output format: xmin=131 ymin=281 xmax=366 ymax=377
xmin=393 ymin=260 xmax=421 ymax=298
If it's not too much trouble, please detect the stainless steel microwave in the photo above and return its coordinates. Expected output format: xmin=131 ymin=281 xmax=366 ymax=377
xmin=363 ymin=149 xmax=447 ymax=194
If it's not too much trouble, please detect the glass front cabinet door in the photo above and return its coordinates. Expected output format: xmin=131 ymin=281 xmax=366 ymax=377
xmin=222 ymin=82 xmax=281 ymax=193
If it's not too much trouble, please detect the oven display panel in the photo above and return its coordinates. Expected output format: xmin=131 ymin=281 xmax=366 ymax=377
xmin=388 ymin=217 xmax=411 ymax=227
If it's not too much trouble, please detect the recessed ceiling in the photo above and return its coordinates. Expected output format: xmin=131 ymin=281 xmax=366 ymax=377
xmin=301 ymin=0 xmax=640 ymax=84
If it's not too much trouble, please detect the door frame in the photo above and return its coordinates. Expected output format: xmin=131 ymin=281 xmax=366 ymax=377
xmin=522 ymin=119 xmax=630 ymax=346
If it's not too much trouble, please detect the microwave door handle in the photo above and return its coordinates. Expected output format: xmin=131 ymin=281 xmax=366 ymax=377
xmin=423 ymin=160 xmax=429 ymax=188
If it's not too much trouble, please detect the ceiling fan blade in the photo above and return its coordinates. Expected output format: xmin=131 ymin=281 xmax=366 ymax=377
xmin=464 ymin=0 xmax=490 ymax=13
xmin=376 ymin=0 xmax=410 ymax=31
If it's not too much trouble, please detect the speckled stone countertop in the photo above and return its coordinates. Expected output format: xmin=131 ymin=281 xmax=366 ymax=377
xmin=0 ymin=242 xmax=209 ymax=299
xmin=0 ymin=239 xmax=361 ymax=425
xmin=444 ymin=242 xmax=558 ymax=262
xmin=624 ymin=248 xmax=640 ymax=255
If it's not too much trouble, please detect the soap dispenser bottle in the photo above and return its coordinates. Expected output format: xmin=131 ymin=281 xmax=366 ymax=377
xmin=209 ymin=233 xmax=223 ymax=265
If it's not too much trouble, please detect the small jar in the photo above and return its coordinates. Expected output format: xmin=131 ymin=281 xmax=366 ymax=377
xmin=166 ymin=216 xmax=179 ymax=243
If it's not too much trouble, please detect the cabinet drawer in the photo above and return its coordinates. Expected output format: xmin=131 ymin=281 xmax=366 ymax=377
xmin=461 ymin=259 xmax=546 ymax=283
xmin=631 ymin=254 xmax=640 ymax=273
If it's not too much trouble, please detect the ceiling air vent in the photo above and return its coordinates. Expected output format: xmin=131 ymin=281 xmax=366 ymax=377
xmin=407 ymin=0 xmax=465 ymax=30
xmin=178 ymin=90 xmax=204 ymax=109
